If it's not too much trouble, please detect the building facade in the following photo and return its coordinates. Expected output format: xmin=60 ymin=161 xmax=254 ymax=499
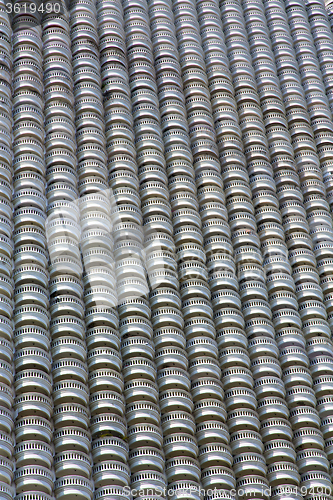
xmin=2 ymin=0 xmax=333 ymax=498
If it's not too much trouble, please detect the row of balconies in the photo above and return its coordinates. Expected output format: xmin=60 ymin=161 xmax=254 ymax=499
xmin=0 ymin=0 xmax=231 ymax=496
xmin=118 ymin=0 xmax=207 ymax=495
xmin=234 ymin=0 xmax=333 ymax=488
xmin=162 ymin=0 xmax=276 ymax=492
xmin=274 ymin=3 xmax=333 ymax=334
xmin=205 ymin=0 xmax=332 ymax=492
xmin=11 ymin=9 xmax=62 ymax=496
xmin=8 ymin=10 xmax=51 ymax=499
xmin=124 ymin=0 xmax=290 ymax=492
xmin=295 ymin=1 xmax=333 ymax=202
xmin=0 ymin=6 xmax=12 ymax=396
xmin=45 ymin=2 xmax=116 ymax=498
xmin=64 ymin=2 xmax=114 ymax=498
xmin=264 ymin=0 xmax=333 ymax=335
xmin=3 ymin=0 xmax=333 ymax=498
